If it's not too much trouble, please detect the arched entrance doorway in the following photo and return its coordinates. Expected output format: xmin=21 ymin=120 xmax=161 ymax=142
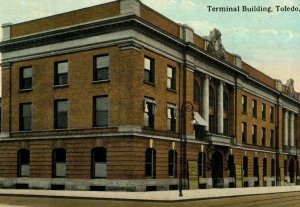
xmin=212 ymin=152 xmax=223 ymax=188
xmin=289 ymin=159 xmax=295 ymax=183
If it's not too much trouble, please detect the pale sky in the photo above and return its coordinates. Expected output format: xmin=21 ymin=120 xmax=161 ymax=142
xmin=0 ymin=0 xmax=300 ymax=94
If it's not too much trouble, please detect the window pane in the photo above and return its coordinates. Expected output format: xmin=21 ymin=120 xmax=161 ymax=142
xmin=96 ymin=97 xmax=108 ymax=111
xmin=23 ymin=68 xmax=32 ymax=78
xmin=22 ymin=104 xmax=32 ymax=117
xmin=96 ymin=111 xmax=108 ymax=126
xmin=144 ymin=58 xmax=151 ymax=70
xmin=167 ymin=67 xmax=173 ymax=78
xmin=96 ymin=68 xmax=109 ymax=80
xmin=56 ymin=163 xmax=66 ymax=177
xmin=57 ymin=101 xmax=68 ymax=112
xmin=95 ymin=163 xmax=107 ymax=177
xmin=58 ymin=74 xmax=68 ymax=85
xmin=96 ymin=56 xmax=109 ymax=68
xmin=58 ymin=62 xmax=68 ymax=74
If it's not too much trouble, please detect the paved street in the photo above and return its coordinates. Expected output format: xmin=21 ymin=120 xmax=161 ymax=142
xmin=1 ymin=191 xmax=300 ymax=207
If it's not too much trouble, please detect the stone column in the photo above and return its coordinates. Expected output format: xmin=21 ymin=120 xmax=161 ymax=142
xmin=217 ymin=81 xmax=224 ymax=134
xmin=202 ymin=75 xmax=209 ymax=131
xmin=289 ymin=112 xmax=295 ymax=147
xmin=284 ymin=110 xmax=289 ymax=146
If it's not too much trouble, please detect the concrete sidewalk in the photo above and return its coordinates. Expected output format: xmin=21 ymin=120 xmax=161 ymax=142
xmin=1 ymin=186 xmax=300 ymax=201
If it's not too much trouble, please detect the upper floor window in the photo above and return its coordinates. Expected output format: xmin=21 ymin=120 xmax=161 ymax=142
xmin=168 ymin=150 xmax=177 ymax=177
xmin=262 ymin=103 xmax=266 ymax=120
xmin=54 ymin=100 xmax=68 ymax=129
xmin=209 ymin=86 xmax=215 ymax=108
xmin=17 ymin=149 xmax=30 ymax=177
xmin=20 ymin=67 xmax=32 ymax=90
xmin=144 ymin=56 xmax=155 ymax=84
xmin=194 ymin=80 xmax=201 ymax=103
xmin=252 ymin=99 xmax=257 ymax=117
xmin=144 ymin=98 xmax=156 ymax=129
xmin=145 ymin=148 xmax=156 ymax=178
xmin=91 ymin=147 xmax=107 ymax=178
xmin=223 ymin=91 xmax=229 ymax=112
xmin=242 ymin=122 xmax=247 ymax=144
xmin=252 ymin=125 xmax=257 ymax=145
xmin=167 ymin=66 xmax=176 ymax=90
xmin=93 ymin=55 xmax=109 ymax=81
xmin=19 ymin=103 xmax=32 ymax=131
xmin=54 ymin=61 xmax=68 ymax=85
xmin=167 ymin=104 xmax=176 ymax=132
xmin=270 ymin=106 xmax=275 ymax=123
xmin=254 ymin=157 xmax=259 ymax=177
xmin=93 ymin=96 xmax=109 ymax=127
xmin=242 ymin=95 xmax=247 ymax=114
xmin=262 ymin=127 xmax=266 ymax=146
xmin=270 ymin=129 xmax=275 ymax=148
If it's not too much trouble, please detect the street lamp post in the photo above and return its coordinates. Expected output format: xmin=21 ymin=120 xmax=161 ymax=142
xmin=179 ymin=101 xmax=195 ymax=197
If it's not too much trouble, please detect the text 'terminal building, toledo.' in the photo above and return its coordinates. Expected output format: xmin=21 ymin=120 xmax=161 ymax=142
xmin=0 ymin=0 xmax=300 ymax=191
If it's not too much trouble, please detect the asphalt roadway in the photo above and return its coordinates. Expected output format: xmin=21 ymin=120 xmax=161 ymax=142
xmin=1 ymin=191 xmax=300 ymax=207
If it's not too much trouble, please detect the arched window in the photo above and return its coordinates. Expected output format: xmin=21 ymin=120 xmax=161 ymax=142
xmin=223 ymin=91 xmax=229 ymax=112
xmin=17 ymin=149 xmax=30 ymax=177
xmin=145 ymin=148 xmax=156 ymax=178
xmin=271 ymin=159 xmax=275 ymax=177
xmin=52 ymin=148 xmax=66 ymax=178
xmin=198 ymin=152 xmax=206 ymax=177
xmin=243 ymin=156 xmax=248 ymax=177
xmin=168 ymin=150 xmax=177 ymax=177
xmin=91 ymin=147 xmax=107 ymax=178
xmin=194 ymin=80 xmax=200 ymax=103
xmin=209 ymin=86 xmax=215 ymax=108
xmin=284 ymin=160 xmax=287 ymax=176
xmin=263 ymin=158 xmax=267 ymax=177
xmin=227 ymin=155 xmax=235 ymax=177
xmin=254 ymin=157 xmax=259 ymax=177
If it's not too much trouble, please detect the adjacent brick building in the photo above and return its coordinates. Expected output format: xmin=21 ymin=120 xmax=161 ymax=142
xmin=0 ymin=0 xmax=300 ymax=191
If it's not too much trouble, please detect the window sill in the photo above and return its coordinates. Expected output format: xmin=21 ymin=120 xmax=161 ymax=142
xmin=92 ymin=79 xmax=110 ymax=84
xmin=252 ymin=115 xmax=257 ymax=118
xmin=54 ymin=128 xmax=68 ymax=131
xmin=167 ymin=88 xmax=177 ymax=93
xmin=262 ymin=118 xmax=266 ymax=121
xmin=93 ymin=126 xmax=109 ymax=129
xmin=18 ymin=130 xmax=32 ymax=132
xmin=242 ymin=112 xmax=247 ymax=115
xmin=144 ymin=81 xmax=155 ymax=87
xmin=19 ymin=88 xmax=33 ymax=93
xmin=53 ymin=84 xmax=69 ymax=89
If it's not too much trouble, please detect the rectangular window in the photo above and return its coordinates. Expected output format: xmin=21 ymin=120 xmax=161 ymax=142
xmin=168 ymin=150 xmax=177 ymax=177
xmin=93 ymin=96 xmax=109 ymax=127
xmin=262 ymin=127 xmax=266 ymax=146
xmin=145 ymin=148 xmax=156 ymax=178
xmin=54 ymin=100 xmax=68 ymax=129
xmin=242 ymin=122 xmax=247 ymax=144
xmin=19 ymin=103 xmax=32 ymax=131
xmin=262 ymin=103 xmax=266 ymax=120
xmin=198 ymin=152 xmax=206 ymax=177
xmin=270 ymin=106 xmax=275 ymax=123
xmin=20 ymin=67 xmax=33 ymax=90
xmin=167 ymin=66 xmax=176 ymax=90
xmin=270 ymin=129 xmax=275 ymax=148
xmin=93 ymin=55 xmax=109 ymax=81
xmin=252 ymin=99 xmax=257 ymax=117
xmin=144 ymin=56 xmax=155 ymax=84
xmin=224 ymin=118 xmax=229 ymax=136
xmin=54 ymin=61 xmax=68 ymax=85
xmin=252 ymin=125 xmax=257 ymax=145
xmin=144 ymin=98 xmax=156 ymax=129
xmin=167 ymin=104 xmax=176 ymax=132
xmin=242 ymin=95 xmax=247 ymax=114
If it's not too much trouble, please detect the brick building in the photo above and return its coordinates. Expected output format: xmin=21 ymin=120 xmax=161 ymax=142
xmin=0 ymin=0 xmax=300 ymax=191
